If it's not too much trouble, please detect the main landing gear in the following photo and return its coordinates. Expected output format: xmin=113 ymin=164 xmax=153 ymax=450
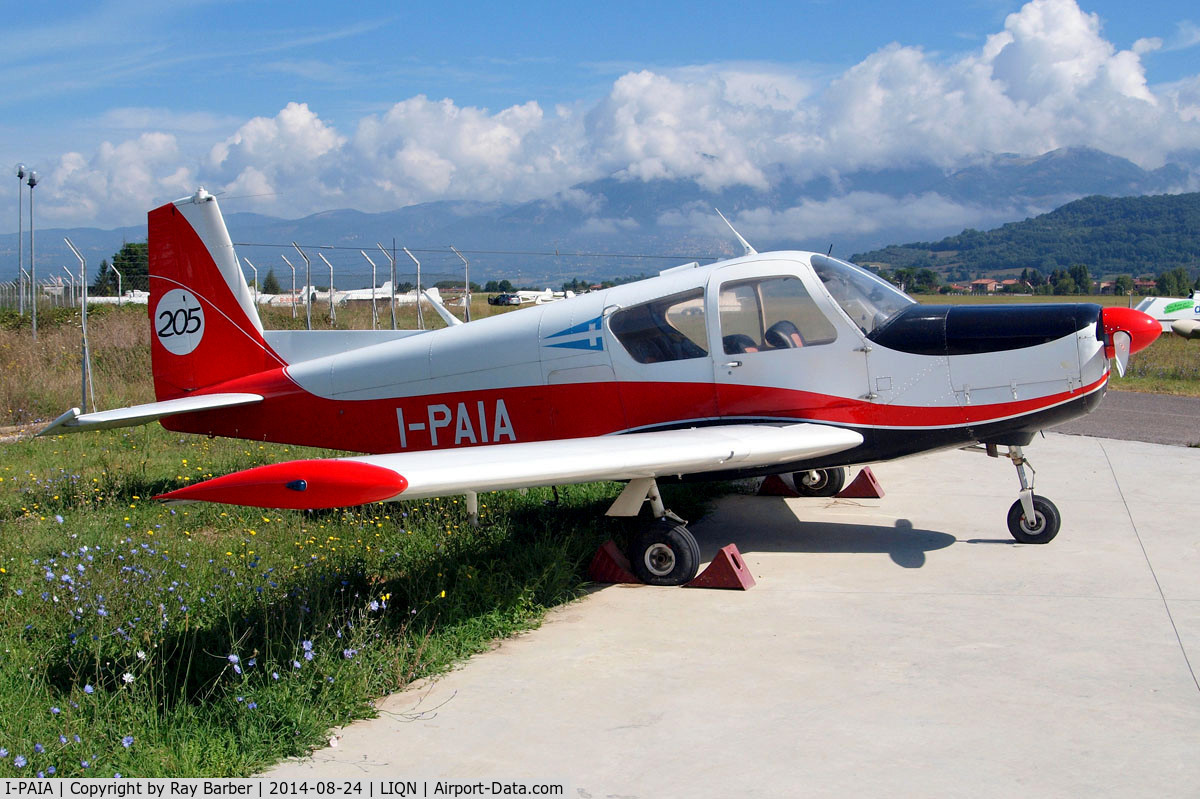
xmin=606 ymin=477 xmax=699 ymax=586
xmin=975 ymin=443 xmax=1061 ymax=544
xmin=792 ymin=467 xmax=847 ymax=497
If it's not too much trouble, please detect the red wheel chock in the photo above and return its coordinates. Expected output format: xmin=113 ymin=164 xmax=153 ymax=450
xmin=587 ymin=540 xmax=641 ymax=584
xmin=758 ymin=474 xmax=798 ymax=497
xmin=685 ymin=544 xmax=756 ymax=590
xmin=835 ymin=466 xmax=885 ymax=499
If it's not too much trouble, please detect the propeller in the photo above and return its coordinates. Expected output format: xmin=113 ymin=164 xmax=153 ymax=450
xmin=1100 ymin=307 xmax=1159 ymax=377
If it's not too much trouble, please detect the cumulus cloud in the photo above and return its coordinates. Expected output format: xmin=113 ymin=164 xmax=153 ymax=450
xmin=22 ymin=0 xmax=1200 ymax=229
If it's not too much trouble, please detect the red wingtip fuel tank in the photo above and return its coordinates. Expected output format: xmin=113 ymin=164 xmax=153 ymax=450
xmin=1101 ymin=306 xmax=1160 ymax=358
xmin=155 ymin=460 xmax=408 ymax=509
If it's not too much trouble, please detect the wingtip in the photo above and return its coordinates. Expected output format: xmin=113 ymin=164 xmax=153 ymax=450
xmin=155 ymin=459 xmax=408 ymax=509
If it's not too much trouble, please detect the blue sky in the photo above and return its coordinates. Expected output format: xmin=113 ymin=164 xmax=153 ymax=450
xmin=2 ymin=0 xmax=1198 ymax=231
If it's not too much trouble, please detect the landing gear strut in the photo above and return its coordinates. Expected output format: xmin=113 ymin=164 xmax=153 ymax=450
xmin=606 ymin=477 xmax=700 ymax=586
xmin=980 ymin=443 xmax=1061 ymax=544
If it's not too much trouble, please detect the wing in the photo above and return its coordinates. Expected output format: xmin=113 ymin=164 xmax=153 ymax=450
xmin=155 ymin=422 xmax=863 ymax=509
xmin=37 ymin=393 xmax=263 ymax=436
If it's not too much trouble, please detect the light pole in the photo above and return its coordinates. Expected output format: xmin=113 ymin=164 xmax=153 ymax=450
xmin=27 ymin=170 xmax=37 ymax=340
xmin=15 ymin=165 xmax=24 ymax=316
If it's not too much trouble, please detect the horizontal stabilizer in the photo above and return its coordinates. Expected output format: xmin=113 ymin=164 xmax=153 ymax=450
xmin=152 ymin=422 xmax=863 ymax=509
xmin=38 ymin=393 xmax=263 ymax=436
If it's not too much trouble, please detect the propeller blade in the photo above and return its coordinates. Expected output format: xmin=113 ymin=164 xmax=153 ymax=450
xmin=1112 ymin=330 xmax=1131 ymax=377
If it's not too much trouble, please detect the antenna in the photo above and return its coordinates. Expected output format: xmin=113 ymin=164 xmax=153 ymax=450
xmin=714 ymin=208 xmax=756 ymax=256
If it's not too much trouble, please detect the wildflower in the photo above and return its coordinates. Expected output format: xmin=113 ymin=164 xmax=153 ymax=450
xmin=33 ymin=744 xmax=43 ymax=754
xmin=13 ymin=755 xmax=25 ymax=768
xmin=247 ymin=702 xmax=257 ymax=709
xmin=369 ymin=600 xmax=380 ymax=612
xmin=301 ymin=640 xmax=313 ymax=651
xmin=59 ymin=736 xmax=67 ymax=744
xmin=122 ymin=672 xmax=134 ymax=683
xmin=54 ymin=515 xmax=63 ymax=524
xmin=50 ymin=706 xmax=60 ymax=715
xmin=227 ymin=654 xmax=239 ymax=664
xmin=121 ymin=736 xmax=133 ymax=749
xmin=271 ymin=672 xmax=279 ymax=681
xmin=0 ymin=748 xmax=6 ymax=757
xmin=292 ymin=660 xmax=301 ymax=670
xmin=342 ymin=648 xmax=357 ymax=659
xmin=136 ymin=650 xmax=146 ymax=660
xmin=81 ymin=760 xmax=89 ymax=769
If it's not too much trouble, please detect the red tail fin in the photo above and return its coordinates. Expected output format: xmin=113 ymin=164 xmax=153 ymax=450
xmin=148 ymin=189 xmax=285 ymax=399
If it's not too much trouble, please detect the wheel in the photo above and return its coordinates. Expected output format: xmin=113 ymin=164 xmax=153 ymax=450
xmin=1006 ymin=495 xmax=1061 ymax=544
xmin=628 ymin=519 xmax=700 ymax=586
xmin=793 ymin=467 xmax=846 ymax=497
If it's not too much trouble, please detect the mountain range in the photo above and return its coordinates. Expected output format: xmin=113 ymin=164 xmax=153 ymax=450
xmin=1 ymin=146 xmax=1196 ymax=288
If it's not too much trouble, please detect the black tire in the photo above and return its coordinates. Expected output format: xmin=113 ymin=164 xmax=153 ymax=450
xmin=1006 ymin=495 xmax=1061 ymax=544
xmin=628 ymin=520 xmax=700 ymax=586
xmin=793 ymin=467 xmax=847 ymax=497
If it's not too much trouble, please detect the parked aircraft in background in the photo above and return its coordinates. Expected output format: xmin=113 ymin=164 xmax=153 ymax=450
xmin=40 ymin=189 xmax=1159 ymax=585
xmin=1135 ymin=292 xmax=1200 ymax=334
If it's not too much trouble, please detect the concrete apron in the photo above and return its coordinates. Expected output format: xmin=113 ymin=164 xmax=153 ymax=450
xmin=263 ymin=433 xmax=1200 ymax=797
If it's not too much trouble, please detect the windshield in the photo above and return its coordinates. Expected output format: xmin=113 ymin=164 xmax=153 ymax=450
xmin=810 ymin=254 xmax=915 ymax=335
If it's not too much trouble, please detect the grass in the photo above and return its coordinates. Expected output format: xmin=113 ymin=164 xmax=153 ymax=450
xmin=0 ymin=425 xmax=716 ymax=776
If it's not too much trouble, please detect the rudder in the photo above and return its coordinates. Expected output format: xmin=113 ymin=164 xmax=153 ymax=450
xmin=148 ymin=189 xmax=285 ymax=399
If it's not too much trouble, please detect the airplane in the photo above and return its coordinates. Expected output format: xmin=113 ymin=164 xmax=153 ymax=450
xmin=39 ymin=188 xmax=1160 ymax=586
xmin=1134 ymin=292 xmax=1200 ymax=333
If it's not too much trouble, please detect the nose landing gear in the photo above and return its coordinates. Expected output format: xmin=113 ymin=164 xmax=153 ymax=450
xmin=982 ymin=443 xmax=1062 ymax=543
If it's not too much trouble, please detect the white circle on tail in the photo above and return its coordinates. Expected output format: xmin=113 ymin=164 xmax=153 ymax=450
xmin=154 ymin=289 xmax=206 ymax=356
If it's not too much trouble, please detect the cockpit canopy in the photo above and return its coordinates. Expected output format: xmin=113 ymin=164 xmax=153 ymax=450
xmin=810 ymin=254 xmax=915 ymax=335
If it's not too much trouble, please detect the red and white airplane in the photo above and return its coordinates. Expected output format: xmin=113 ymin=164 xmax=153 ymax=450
xmin=41 ymin=189 xmax=1159 ymax=585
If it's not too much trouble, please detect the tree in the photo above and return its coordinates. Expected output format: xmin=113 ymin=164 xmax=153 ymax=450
xmin=112 ymin=242 xmax=149 ymax=291
xmin=498 ymin=279 xmax=515 ymax=292
xmin=1113 ymin=275 xmax=1134 ymax=296
xmin=1157 ymin=267 xmax=1189 ymax=297
xmin=90 ymin=258 xmax=115 ymax=295
xmin=1053 ymin=275 xmax=1076 ymax=295
xmin=262 ymin=268 xmax=281 ymax=295
xmin=483 ymin=280 xmax=500 ymax=293
xmin=1068 ymin=264 xmax=1091 ymax=294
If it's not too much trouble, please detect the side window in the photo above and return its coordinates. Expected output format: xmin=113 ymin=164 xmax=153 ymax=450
xmin=720 ymin=276 xmax=837 ymax=355
xmin=611 ymin=289 xmax=708 ymax=364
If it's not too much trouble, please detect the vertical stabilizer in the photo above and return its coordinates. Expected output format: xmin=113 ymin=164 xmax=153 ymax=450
xmin=148 ymin=189 xmax=285 ymax=399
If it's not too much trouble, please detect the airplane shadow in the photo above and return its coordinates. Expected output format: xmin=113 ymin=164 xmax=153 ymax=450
xmin=691 ymin=496 xmax=957 ymax=569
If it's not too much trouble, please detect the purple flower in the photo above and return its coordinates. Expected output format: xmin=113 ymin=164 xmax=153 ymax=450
xmin=54 ymin=515 xmax=64 ymax=524
xmin=13 ymin=755 xmax=25 ymax=768
xmin=50 ymin=706 xmax=60 ymax=715
xmin=301 ymin=640 xmax=313 ymax=651
xmin=342 ymin=648 xmax=357 ymax=659
xmin=292 ymin=660 xmax=301 ymax=669
xmin=227 ymin=654 xmax=239 ymax=664
xmin=33 ymin=744 xmax=43 ymax=754
xmin=121 ymin=736 xmax=133 ymax=748
xmin=247 ymin=702 xmax=257 ymax=710
xmin=84 ymin=684 xmax=94 ymax=694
